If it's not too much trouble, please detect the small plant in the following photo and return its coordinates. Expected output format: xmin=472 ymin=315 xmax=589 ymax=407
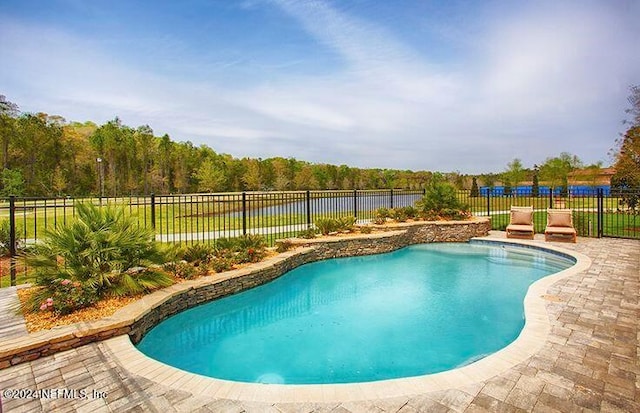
xmin=373 ymin=208 xmax=390 ymax=224
xmin=297 ymin=228 xmax=318 ymax=239
xmin=360 ymin=226 xmax=372 ymax=234
xmin=209 ymin=256 xmax=233 ymax=273
xmin=315 ymin=218 xmax=340 ymax=235
xmin=419 ymin=210 xmax=439 ymax=221
xmin=212 ymin=234 xmax=267 ymax=265
xmin=173 ymin=261 xmax=199 ymax=280
xmin=440 ymin=208 xmax=472 ymax=220
xmin=162 ymin=245 xmax=206 ymax=279
xmin=390 ymin=208 xmax=408 ymax=222
xmin=235 ymin=234 xmax=267 ymax=251
xmin=34 ymin=279 xmax=97 ymax=316
xmin=236 ymin=247 xmax=265 ymax=263
xmin=402 ymin=206 xmax=418 ymax=219
xmin=337 ymin=216 xmax=357 ymax=232
xmin=214 ymin=238 xmax=237 ymax=256
xmin=276 ymin=239 xmax=294 ymax=253
xmin=182 ymin=243 xmax=215 ymax=266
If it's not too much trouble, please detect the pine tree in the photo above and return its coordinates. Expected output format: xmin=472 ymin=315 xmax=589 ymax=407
xmin=532 ymin=172 xmax=540 ymax=197
xmin=470 ymin=177 xmax=479 ymax=197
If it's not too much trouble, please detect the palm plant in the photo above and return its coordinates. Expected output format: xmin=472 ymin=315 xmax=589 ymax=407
xmin=23 ymin=202 xmax=172 ymax=314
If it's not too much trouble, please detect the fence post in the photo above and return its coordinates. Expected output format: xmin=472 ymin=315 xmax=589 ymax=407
xmin=486 ymin=188 xmax=491 ymax=217
xmin=353 ymin=189 xmax=357 ymax=218
xmin=9 ymin=195 xmax=16 ymax=286
xmin=390 ymin=189 xmax=394 ymax=209
xmin=549 ymin=189 xmax=554 ymax=209
xmin=150 ymin=193 xmax=156 ymax=230
xmin=306 ymin=190 xmax=311 ymax=228
xmin=242 ymin=192 xmax=247 ymax=235
xmin=597 ymin=188 xmax=603 ymax=238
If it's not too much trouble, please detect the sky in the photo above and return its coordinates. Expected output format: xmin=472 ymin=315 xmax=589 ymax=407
xmin=1 ymin=0 xmax=639 ymax=174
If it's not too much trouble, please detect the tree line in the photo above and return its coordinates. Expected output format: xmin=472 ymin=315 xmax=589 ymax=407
xmin=0 ymin=96 xmax=438 ymax=197
xmin=3 ymin=88 xmax=637 ymax=199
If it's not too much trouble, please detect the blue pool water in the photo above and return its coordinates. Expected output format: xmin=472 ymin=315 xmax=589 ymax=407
xmin=137 ymin=242 xmax=574 ymax=384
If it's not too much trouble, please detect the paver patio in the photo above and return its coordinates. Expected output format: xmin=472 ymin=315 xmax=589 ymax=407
xmin=0 ymin=233 xmax=638 ymax=412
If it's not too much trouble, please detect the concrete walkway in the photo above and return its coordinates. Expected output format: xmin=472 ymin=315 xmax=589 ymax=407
xmin=0 ymin=234 xmax=638 ymax=412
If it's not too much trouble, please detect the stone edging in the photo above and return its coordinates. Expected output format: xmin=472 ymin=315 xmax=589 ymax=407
xmin=0 ymin=218 xmax=490 ymax=369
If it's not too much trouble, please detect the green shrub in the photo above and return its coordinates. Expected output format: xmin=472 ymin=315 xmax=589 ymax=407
xmin=360 ymin=226 xmax=372 ymax=234
xmin=214 ymin=237 xmax=237 ymax=255
xmin=441 ymin=208 xmax=472 ymax=220
xmin=33 ymin=278 xmax=97 ymax=316
xmin=297 ymin=228 xmax=318 ymax=239
xmin=337 ymin=216 xmax=356 ymax=232
xmin=401 ymin=206 xmax=418 ymax=219
xmin=315 ymin=216 xmax=356 ymax=235
xmin=210 ymin=256 xmax=234 ymax=273
xmin=174 ymin=261 xmax=199 ymax=279
xmin=23 ymin=203 xmax=172 ymax=314
xmin=391 ymin=206 xmax=420 ymax=222
xmin=390 ymin=208 xmax=408 ymax=222
xmin=236 ymin=247 xmax=266 ymax=263
xmin=416 ymin=181 xmax=469 ymax=220
xmin=212 ymin=234 xmax=267 ymax=265
xmin=276 ymin=239 xmax=294 ymax=253
xmin=235 ymin=234 xmax=267 ymax=251
xmin=315 ymin=218 xmax=339 ymax=235
xmin=161 ymin=243 xmax=185 ymax=262
xmin=373 ymin=207 xmax=390 ymax=224
xmin=419 ymin=210 xmax=439 ymax=221
xmin=182 ymin=243 xmax=215 ymax=265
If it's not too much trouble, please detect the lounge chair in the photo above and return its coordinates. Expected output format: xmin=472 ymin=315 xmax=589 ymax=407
xmin=506 ymin=206 xmax=534 ymax=239
xmin=545 ymin=209 xmax=577 ymax=243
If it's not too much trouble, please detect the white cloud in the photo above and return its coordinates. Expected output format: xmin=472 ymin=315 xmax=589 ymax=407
xmin=1 ymin=1 xmax=639 ymax=173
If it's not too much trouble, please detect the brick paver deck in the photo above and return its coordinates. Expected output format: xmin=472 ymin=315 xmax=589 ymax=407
xmin=1 ymin=235 xmax=638 ymax=412
xmin=0 ymin=286 xmax=28 ymax=340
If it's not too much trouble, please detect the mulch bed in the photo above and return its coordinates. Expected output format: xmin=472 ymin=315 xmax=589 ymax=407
xmin=16 ymin=288 xmax=141 ymax=333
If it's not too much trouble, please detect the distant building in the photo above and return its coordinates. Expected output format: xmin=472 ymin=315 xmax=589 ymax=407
xmin=567 ymin=167 xmax=615 ymax=187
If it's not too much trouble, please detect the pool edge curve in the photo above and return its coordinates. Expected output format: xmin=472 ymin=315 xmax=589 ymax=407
xmin=111 ymin=237 xmax=591 ymax=403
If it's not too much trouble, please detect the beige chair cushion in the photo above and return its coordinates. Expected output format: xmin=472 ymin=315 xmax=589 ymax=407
xmin=545 ymin=226 xmax=576 ymax=235
xmin=511 ymin=210 xmax=533 ymax=225
xmin=547 ymin=210 xmax=573 ymax=228
xmin=507 ymin=224 xmax=534 ymax=232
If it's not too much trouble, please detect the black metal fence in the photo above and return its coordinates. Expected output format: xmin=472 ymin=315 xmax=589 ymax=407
xmin=1 ymin=187 xmax=638 ymax=286
xmin=0 ymin=190 xmax=425 ymax=286
xmin=466 ymin=187 xmax=639 ymax=239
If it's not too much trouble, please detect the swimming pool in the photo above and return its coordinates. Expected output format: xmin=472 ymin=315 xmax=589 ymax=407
xmin=137 ymin=242 xmax=574 ymax=384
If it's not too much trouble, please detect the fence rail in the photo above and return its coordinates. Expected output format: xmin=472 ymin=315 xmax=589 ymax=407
xmin=1 ymin=187 xmax=638 ymax=286
xmin=467 ymin=187 xmax=639 ymax=240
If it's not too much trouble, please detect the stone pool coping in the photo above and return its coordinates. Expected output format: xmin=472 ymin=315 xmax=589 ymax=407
xmin=0 ymin=218 xmax=489 ymax=368
xmin=101 ymin=237 xmax=591 ymax=403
